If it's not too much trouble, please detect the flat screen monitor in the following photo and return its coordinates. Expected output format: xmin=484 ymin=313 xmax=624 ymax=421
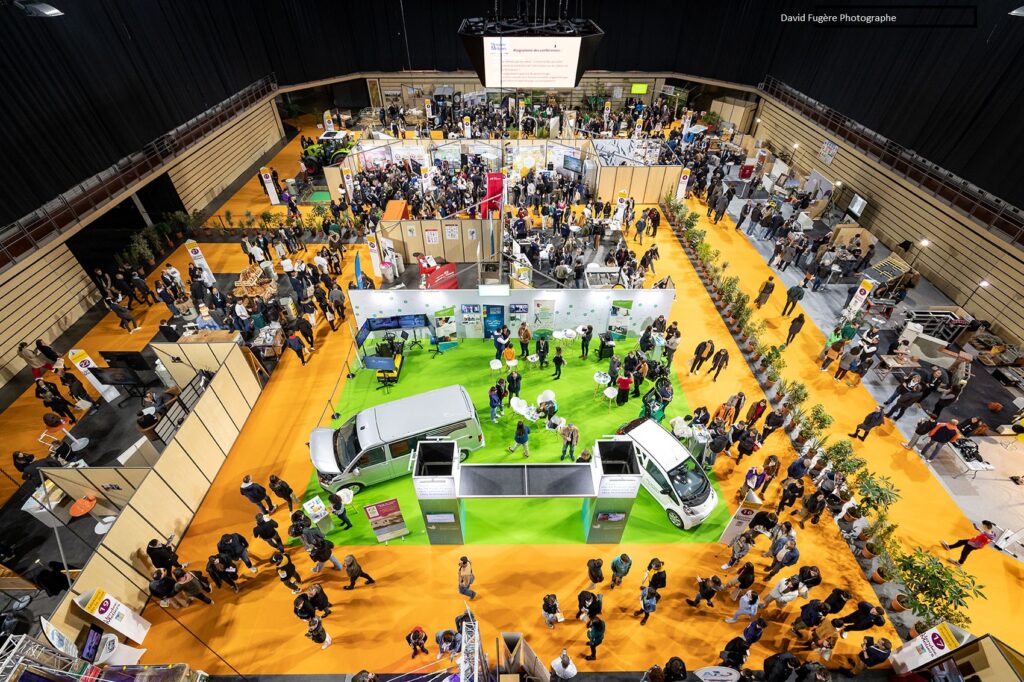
xmin=509 ymin=303 xmax=529 ymax=314
xmin=368 ymin=317 xmax=400 ymax=331
xmin=99 ymin=350 xmax=151 ymax=372
xmin=355 ymin=321 xmax=371 ymax=348
xmin=848 ymin=194 xmax=867 ymax=218
xmin=562 ymin=155 xmax=582 ymax=173
xmin=481 ymin=36 xmax=582 ymax=88
xmin=90 ymin=367 xmax=145 ymax=387
xmin=399 ymin=314 xmax=429 ymax=329
xmin=79 ymin=625 xmax=103 ymax=662
xmin=364 ymin=355 xmax=397 ymax=371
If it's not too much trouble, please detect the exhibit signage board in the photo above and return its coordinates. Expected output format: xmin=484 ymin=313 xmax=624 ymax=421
xmin=322 ymin=109 xmax=334 ymax=132
xmin=302 ymin=496 xmax=330 ymax=523
xmin=68 ymin=349 xmax=121 ymax=402
xmin=717 ymin=490 xmax=763 ymax=546
xmin=819 ymin=139 xmax=839 ymax=165
xmin=75 ymin=589 xmax=151 ymax=644
xmin=482 ymin=36 xmax=582 ymax=89
xmin=259 ymin=165 xmax=279 ymax=205
xmin=434 ymin=306 xmax=457 ymax=342
xmin=39 ymin=617 xmax=78 ymax=657
xmin=890 ymin=622 xmax=965 ymax=672
xmin=844 ymin=278 xmax=876 ymax=317
xmin=533 ymin=299 xmax=554 ymax=335
xmin=185 ymin=240 xmax=216 ymax=286
xmin=413 ymin=477 xmax=457 ymax=499
xmin=363 ymin=498 xmax=410 ymax=542
xmin=598 ymin=476 xmax=641 ymax=498
xmin=483 ymin=305 xmax=505 ymax=338
xmin=675 ymin=168 xmax=691 ymax=202
xmin=341 ymin=167 xmax=355 ymax=198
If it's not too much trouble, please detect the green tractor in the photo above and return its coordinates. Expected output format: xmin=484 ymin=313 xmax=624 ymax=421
xmin=301 ymin=131 xmax=356 ymax=175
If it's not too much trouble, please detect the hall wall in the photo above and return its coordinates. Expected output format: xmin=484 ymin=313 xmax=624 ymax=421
xmin=755 ymin=97 xmax=1024 ymax=343
xmin=0 ymin=243 xmax=100 ymax=390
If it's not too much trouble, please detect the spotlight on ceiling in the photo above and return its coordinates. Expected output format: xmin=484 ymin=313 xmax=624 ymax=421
xmin=1010 ymin=6 xmax=1024 ymax=16
xmin=13 ymin=0 xmax=63 ymax=17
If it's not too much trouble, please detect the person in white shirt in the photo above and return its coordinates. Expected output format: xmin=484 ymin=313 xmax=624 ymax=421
xmin=234 ymin=300 xmax=253 ymax=333
xmin=163 ymin=264 xmax=184 ymax=288
xmin=313 ymin=253 xmax=329 ymax=274
xmin=550 ymin=652 xmax=577 ymax=680
xmin=249 ymin=244 xmax=266 ymax=262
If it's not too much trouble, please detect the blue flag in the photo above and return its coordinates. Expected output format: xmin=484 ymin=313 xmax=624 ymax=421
xmin=354 ymin=252 xmax=363 ymax=289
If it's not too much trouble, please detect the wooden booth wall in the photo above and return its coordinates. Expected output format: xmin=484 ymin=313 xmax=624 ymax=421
xmin=756 ymin=97 xmax=1024 ymax=343
xmin=379 ymin=219 xmax=498 ymax=265
xmin=596 ymin=164 xmax=682 ymax=207
xmin=46 ymin=341 xmax=261 ymax=639
xmin=0 ymin=242 xmax=100 ymax=390
xmin=168 ymin=101 xmax=284 ymax=213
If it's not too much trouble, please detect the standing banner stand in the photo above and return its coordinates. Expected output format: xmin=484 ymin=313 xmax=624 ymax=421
xmin=184 ymin=240 xmax=216 ymax=287
xmin=68 ymin=349 xmax=121 ymax=404
xmin=259 ymin=166 xmax=279 ymax=205
xmin=717 ymin=490 xmax=764 ymax=546
xmin=363 ymin=499 xmax=410 ymax=543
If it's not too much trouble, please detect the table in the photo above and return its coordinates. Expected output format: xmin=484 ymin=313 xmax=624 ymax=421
xmin=252 ymin=323 xmax=284 ymax=358
xmin=563 ymin=329 xmax=578 ymax=345
xmin=70 ymin=496 xmax=97 ymax=518
xmin=593 ymin=371 xmax=611 ymax=396
xmin=948 ymin=441 xmax=993 ymax=480
xmin=552 ymin=330 xmax=566 ymax=346
xmin=876 ymin=354 xmax=920 ymax=381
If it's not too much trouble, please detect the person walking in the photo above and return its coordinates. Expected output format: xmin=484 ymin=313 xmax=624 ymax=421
xmin=689 ymin=339 xmax=715 ymax=374
xmin=686 ymin=575 xmax=722 ymax=608
xmin=776 ymin=476 xmax=805 ymax=514
xmin=634 ymin=585 xmax=660 ymax=625
xmin=149 ymin=569 xmax=187 ymax=607
xmin=765 ymin=539 xmax=800 ymax=578
xmin=831 ymin=601 xmax=886 ymax=638
xmin=761 ymin=574 xmax=804 ymax=610
xmin=253 ymin=513 xmax=284 ymax=552
xmin=306 ymin=583 xmax=332 ymax=617
xmin=793 ymin=491 xmax=827 ymax=529
xmin=754 ymin=277 xmax=775 ymax=308
xmin=542 ymin=593 xmax=562 ymax=629
xmin=781 ymin=285 xmax=805 ymax=316
xmin=609 ymin=553 xmax=632 ymax=589
xmin=217 ymin=532 xmax=257 ymax=573
xmin=305 ymin=616 xmax=332 ymax=650
xmin=921 ymin=419 xmax=960 ymax=462
xmin=722 ymin=531 xmax=756 ymax=571
xmin=561 ymin=422 xmax=580 ymax=461
xmin=173 ymin=568 xmax=214 ymax=605
xmin=941 ymin=520 xmax=997 ymax=565
xmin=743 ymin=618 xmax=767 ymax=646
xmin=457 ymin=556 xmax=476 ymax=600
xmin=724 ymin=562 xmax=756 ymax=601
xmin=268 ymin=474 xmax=299 ymax=511
xmin=792 ymin=599 xmax=831 ymax=638
xmin=552 ymin=347 xmax=566 ymax=379
xmin=885 ymin=385 xmax=924 ymax=421
xmin=902 ymin=416 xmax=938 ymax=450
xmin=342 ymin=554 xmax=375 ymax=589
xmin=285 ymin=331 xmax=308 ymax=365
xmin=536 ymin=336 xmax=550 ymax=369
xmin=849 ymin=408 xmax=884 ymax=441
xmin=240 ymin=475 xmax=275 ymax=513
xmin=664 ymin=330 xmax=681 ymax=367
xmin=583 ymin=615 xmax=605 ymax=661
xmin=709 ymin=348 xmax=730 ymax=382
xmin=508 ymin=421 xmax=531 ymax=458
xmin=270 ymin=551 xmax=302 ymax=593
xmin=761 ymin=407 xmax=787 ymax=441
xmin=785 ymin=314 xmax=805 ymax=346
xmin=406 ymin=626 xmax=430 ymax=658
xmin=306 ymin=532 xmax=343 ymax=573
xmin=725 ymin=589 xmax=761 ymax=623
xmin=206 ymin=554 xmax=240 ymax=593
xmin=586 ymin=558 xmax=604 ymax=590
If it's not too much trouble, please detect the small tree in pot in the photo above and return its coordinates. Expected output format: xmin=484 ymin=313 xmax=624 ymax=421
xmin=860 ymin=514 xmax=898 ymax=557
xmin=894 ymin=548 xmax=985 ymax=631
xmin=732 ymin=299 xmax=752 ymax=335
xmin=796 ymin=403 xmax=833 ymax=447
xmin=728 ymin=292 xmax=749 ymax=327
xmin=854 ymin=470 xmax=901 ymax=518
xmin=785 ymin=381 xmax=809 ymax=412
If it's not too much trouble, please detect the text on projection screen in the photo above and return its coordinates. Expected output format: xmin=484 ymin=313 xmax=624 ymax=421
xmin=483 ymin=37 xmax=582 ymax=89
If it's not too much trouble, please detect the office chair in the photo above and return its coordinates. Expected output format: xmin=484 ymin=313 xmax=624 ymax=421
xmin=429 ymin=335 xmax=444 ymax=358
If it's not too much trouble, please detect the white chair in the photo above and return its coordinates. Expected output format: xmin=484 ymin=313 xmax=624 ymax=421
xmin=553 ymin=330 xmax=566 ymax=346
xmin=548 ymin=415 xmax=566 ymax=431
xmin=563 ymin=329 xmax=578 ymax=345
xmin=506 ymin=357 xmax=519 ymax=371
xmin=489 ymin=359 xmax=503 ymax=374
xmin=510 ymin=397 xmax=538 ymax=422
xmin=603 ymin=386 xmax=618 ymax=409
xmin=537 ymin=389 xmax=556 ymax=405
xmin=526 ymin=354 xmax=540 ymax=371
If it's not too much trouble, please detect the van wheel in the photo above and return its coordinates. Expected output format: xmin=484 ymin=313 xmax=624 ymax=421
xmin=341 ymin=483 xmax=364 ymax=496
xmin=667 ymin=509 xmax=686 ymax=529
xmin=459 ymin=450 xmax=470 ymax=462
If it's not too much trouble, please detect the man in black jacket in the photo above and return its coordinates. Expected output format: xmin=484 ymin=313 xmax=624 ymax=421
xmin=841 ymin=636 xmax=892 ymax=676
xmin=834 ymin=601 xmax=886 ymax=637
xmin=762 ymin=651 xmax=799 ymax=682
xmin=253 ymin=513 xmax=284 ymax=552
xmin=217 ymin=532 xmax=256 ymax=574
xmin=240 ymin=475 xmax=275 ymax=514
xmin=689 ymin=339 xmax=715 ymax=375
xmin=849 ymin=407 xmax=885 ymax=441
xmin=146 ymin=537 xmax=183 ymax=572
xmin=761 ymin=407 xmax=787 ymax=441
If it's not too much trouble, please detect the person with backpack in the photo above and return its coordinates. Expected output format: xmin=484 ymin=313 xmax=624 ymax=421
xmin=240 ymin=475 xmax=275 ymax=514
xmin=307 ymin=532 xmax=343 ymax=573
xmin=217 ymin=532 xmax=256 ymax=574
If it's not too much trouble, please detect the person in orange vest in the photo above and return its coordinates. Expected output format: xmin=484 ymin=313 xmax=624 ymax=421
xmin=921 ymin=419 xmax=960 ymax=462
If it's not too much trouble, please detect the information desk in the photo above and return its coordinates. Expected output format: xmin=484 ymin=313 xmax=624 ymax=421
xmin=458 ymin=463 xmax=595 ymax=498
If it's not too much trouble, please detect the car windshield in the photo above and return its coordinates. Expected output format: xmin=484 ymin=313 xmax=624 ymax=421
xmin=667 ymin=458 xmax=708 ymax=502
xmin=332 ymin=418 xmax=360 ymax=470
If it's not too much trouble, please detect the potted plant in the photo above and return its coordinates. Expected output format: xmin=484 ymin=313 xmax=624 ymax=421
xmin=187 ymin=209 xmax=207 ymax=238
xmin=244 ymin=211 xmax=257 ymax=230
xmin=894 ymin=548 xmax=985 ymax=631
xmin=153 ymin=221 xmax=174 ymax=248
xmin=762 ymin=366 xmax=780 ymax=390
xmin=130 ymin=233 xmax=155 ymax=266
xmin=259 ymin=210 xmax=274 ymax=228
xmin=785 ymin=381 xmax=809 ymax=411
xmin=871 ymin=541 xmax=898 ymax=584
xmin=742 ymin=320 xmax=766 ymax=351
xmin=141 ymin=225 xmax=163 ymax=256
xmin=732 ymin=300 xmax=752 ymax=336
xmin=854 ymin=470 xmax=901 ymax=517
xmin=797 ymin=404 xmax=833 ymax=447
xmin=751 ymin=340 xmax=766 ymax=364
xmin=310 ymin=204 xmax=329 ymax=224
xmin=221 ymin=210 xmax=235 ymax=237
xmin=861 ymin=514 xmax=897 ymax=556
xmin=820 ymin=439 xmax=856 ymax=475
xmin=718 ymin=277 xmax=738 ymax=310
xmin=166 ymin=211 xmax=189 ymax=239
xmin=771 ymin=377 xmax=791 ymax=405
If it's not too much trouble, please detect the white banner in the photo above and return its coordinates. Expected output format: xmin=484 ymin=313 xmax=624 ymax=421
xmin=342 ymin=167 xmax=355 ymax=200
xmin=75 ymin=589 xmax=151 ymax=644
xmin=322 ymin=110 xmax=335 ymax=133
xmin=675 ymin=168 xmax=691 ymax=203
xmin=717 ymin=490 xmax=764 ymax=546
xmin=259 ymin=165 xmax=279 ymax=205
xmin=843 ymin=278 xmax=876 ymax=318
xmin=184 ymin=240 xmax=216 ymax=286
xmin=68 ymin=349 xmax=120 ymax=403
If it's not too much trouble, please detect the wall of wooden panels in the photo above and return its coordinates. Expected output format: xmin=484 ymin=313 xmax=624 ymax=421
xmin=379 ymin=218 xmax=496 ymax=265
xmin=0 ymin=242 xmax=100 ymax=389
xmin=595 ymin=164 xmax=682 ymax=207
xmin=168 ymin=101 xmax=284 ymax=213
xmin=756 ymin=97 xmax=1024 ymax=342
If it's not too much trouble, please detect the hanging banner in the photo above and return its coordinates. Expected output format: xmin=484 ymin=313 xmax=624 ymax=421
xmin=434 ymin=306 xmax=458 ymax=342
xmin=675 ymin=168 xmax=692 ymax=203
xmin=843 ymin=278 xmax=876 ymax=318
xmin=486 ymin=171 xmax=504 ymax=214
xmin=483 ymin=305 xmax=505 ymax=339
xmin=68 ymin=349 xmax=120 ymax=403
xmin=363 ymin=498 xmax=410 ymax=542
xmin=259 ymin=165 xmax=280 ymax=205
xmin=533 ymin=299 xmax=555 ymax=336
xmin=518 ymin=99 xmax=525 ymax=131
xmin=322 ymin=110 xmax=335 ymax=133
xmin=184 ymin=239 xmax=216 ymax=286
xmin=717 ymin=490 xmax=764 ymax=546
xmin=75 ymin=589 xmax=152 ymax=644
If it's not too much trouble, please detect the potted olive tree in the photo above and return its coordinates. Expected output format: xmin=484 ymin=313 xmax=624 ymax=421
xmin=894 ymin=548 xmax=985 ymax=634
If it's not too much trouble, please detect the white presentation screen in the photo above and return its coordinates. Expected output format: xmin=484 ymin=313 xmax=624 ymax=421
xmin=483 ymin=36 xmax=582 ymax=88
xmin=848 ymin=194 xmax=868 ymax=217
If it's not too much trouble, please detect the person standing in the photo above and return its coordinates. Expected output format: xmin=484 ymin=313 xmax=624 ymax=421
xmin=921 ymin=419 xmax=960 ymax=462
xmin=147 ymin=537 xmax=184 ymax=573
xmin=507 ymin=421 xmax=531 ymax=458
xmin=841 ymin=637 xmax=892 ymax=677
xmin=253 ymin=513 xmax=284 ymax=552
xmin=488 ymin=385 xmax=502 ymax=424
xmin=506 ymin=368 xmax=522 ymax=405
xmin=580 ymin=325 xmax=593 ymax=359
xmin=435 ymin=629 xmax=462 ymax=661
xmin=586 ymin=558 xmax=604 ymax=590
xmin=760 ymin=574 xmax=804 ymax=610
xmin=743 ymin=618 xmax=767 ymax=646
xmin=406 ymin=626 xmax=430 ymax=659
xmin=268 ymin=474 xmax=299 ymax=511
xmin=173 ymin=568 xmax=214 ymax=605
xmin=754 ymin=277 xmax=775 ymax=308
xmin=583 ymin=614 xmax=605 ymax=661
xmin=781 ymin=285 xmax=805 ymax=316
xmin=849 ymin=408 xmax=884 ymax=441
xmin=941 ymin=520 xmax=997 ymax=565
xmin=551 ymin=651 xmax=577 ymax=679
xmin=689 ymin=339 xmax=714 ymax=374
xmin=792 ymin=599 xmax=831 ymax=637
xmin=766 ymin=539 xmax=800 ymax=578
xmin=542 ymin=594 xmax=561 ymax=629
xmin=793 ymin=491 xmax=827 ymax=529
xmin=18 ymin=342 xmax=53 ymax=378
xmin=458 ymin=555 xmax=476 ymax=599
xmin=725 ymin=589 xmax=761 ymax=623
xmin=305 ymin=616 xmax=332 ymax=650
xmin=786 ymin=314 xmax=805 ymax=346
xmin=832 ymin=601 xmax=886 ymax=638
xmin=885 ymin=384 xmax=924 ymax=421
xmin=609 ymin=553 xmax=632 ymax=589
xmin=342 ymin=554 xmax=375 ymax=589
xmin=307 ymin=532 xmax=343 ymax=573
xmin=722 ymin=531 xmax=756 ymax=571
xmin=270 ymin=551 xmax=302 ymax=593
xmin=217 ymin=532 xmax=257 ymax=574
xmin=240 ymin=475 xmax=275 ymax=513
xmin=761 ymin=407 xmax=787 ymax=441
xmin=206 ymin=554 xmax=240 ymax=593
xmin=686 ymin=575 xmax=722 ymax=608
xmin=552 ymin=347 xmax=566 ymax=379
xmin=776 ymin=477 xmax=805 ymax=514
xmin=664 ymin=330 xmax=681 ymax=367
xmin=307 ymin=583 xmax=332 ymax=617
xmin=518 ymin=323 xmax=532 ymax=356
xmin=536 ymin=335 xmax=550 ymax=369
xmin=634 ymin=585 xmax=660 ymax=625
xmin=328 ymin=493 xmax=354 ymax=530
xmin=708 ymin=348 xmax=730 ymax=383
xmin=561 ymin=422 xmax=580 ymax=461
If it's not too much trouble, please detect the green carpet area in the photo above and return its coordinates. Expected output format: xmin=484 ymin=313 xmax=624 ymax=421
xmin=297 ymin=338 xmax=729 ymax=546
xmin=306 ymin=190 xmax=332 ymax=203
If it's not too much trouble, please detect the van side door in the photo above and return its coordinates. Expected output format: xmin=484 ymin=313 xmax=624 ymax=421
xmin=385 ymin=435 xmax=424 ymax=476
xmin=350 ymin=446 xmax=388 ymax=484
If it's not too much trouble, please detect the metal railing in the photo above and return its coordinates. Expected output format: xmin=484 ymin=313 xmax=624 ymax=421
xmin=758 ymin=76 xmax=1024 ymax=248
xmin=0 ymin=75 xmax=278 ymax=271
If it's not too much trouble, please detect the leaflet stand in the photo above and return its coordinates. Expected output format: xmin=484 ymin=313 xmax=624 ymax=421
xmin=583 ymin=440 xmax=642 ymax=544
xmin=411 ymin=440 xmax=464 ymax=544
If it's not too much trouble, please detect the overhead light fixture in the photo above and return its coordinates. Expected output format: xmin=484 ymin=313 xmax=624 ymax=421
xmin=755 ymin=118 xmax=761 ymax=123
xmin=1010 ymin=5 xmax=1024 ymax=16
xmin=792 ymin=143 xmax=800 ymax=149
xmin=13 ymin=0 xmax=63 ymax=16
xmin=980 ymin=279 xmax=990 ymax=287
xmin=919 ymin=238 xmax=929 ymax=247
xmin=835 ymin=180 xmax=843 ymax=187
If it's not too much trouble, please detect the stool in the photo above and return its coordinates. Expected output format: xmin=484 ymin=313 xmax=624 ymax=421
xmin=553 ymin=330 xmax=566 ymax=347
xmin=563 ymin=329 xmax=578 ymax=346
xmin=593 ymin=372 xmax=611 ymax=397
xmin=70 ymin=495 xmax=97 ymax=519
xmin=489 ymin=359 xmax=503 ymax=374
xmin=94 ymin=516 xmax=116 ymax=535
xmin=526 ymin=354 xmax=540 ymax=371
xmin=603 ymin=386 xmax=618 ymax=409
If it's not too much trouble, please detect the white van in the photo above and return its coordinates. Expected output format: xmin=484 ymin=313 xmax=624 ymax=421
xmin=309 ymin=385 xmax=484 ymax=494
xmin=616 ymin=418 xmax=718 ymax=529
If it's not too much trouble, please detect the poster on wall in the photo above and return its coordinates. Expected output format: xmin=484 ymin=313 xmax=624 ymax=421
xmin=461 ymin=304 xmax=482 ymax=338
xmin=434 ymin=306 xmax=457 ymax=342
xmin=483 ymin=305 xmax=505 ymax=339
xmin=508 ymin=303 xmax=529 ymax=325
xmin=819 ymin=139 xmax=839 ymax=165
xmin=444 ymin=223 xmax=460 ymax=240
xmin=424 ymin=227 xmax=440 ymax=245
xmin=611 ymin=299 xmax=633 ymax=319
xmin=363 ymin=498 xmax=410 ymax=543
xmin=533 ymin=299 xmax=555 ymax=335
